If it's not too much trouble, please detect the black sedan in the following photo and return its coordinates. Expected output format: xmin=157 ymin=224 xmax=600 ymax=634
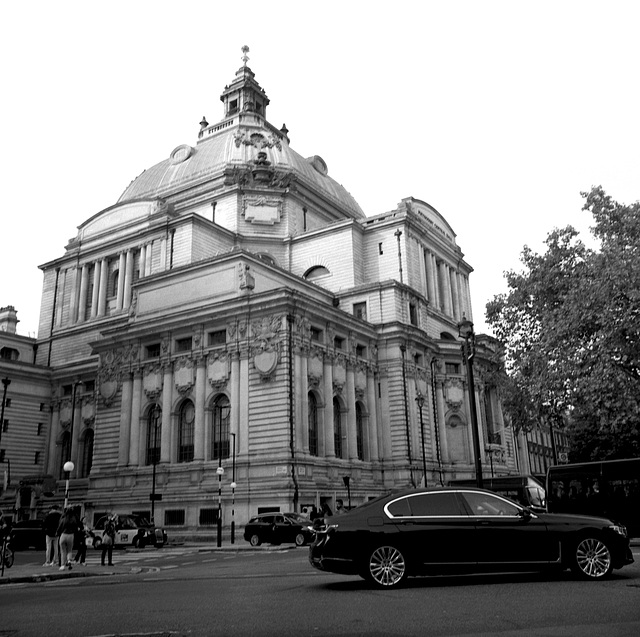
xmin=309 ymin=487 xmax=634 ymax=587
xmin=9 ymin=520 xmax=46 ymax=550
xmin=244 ymin=512 xmax=315 ymax=547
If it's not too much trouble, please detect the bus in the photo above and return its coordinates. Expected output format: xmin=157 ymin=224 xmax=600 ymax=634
xmin=546 ymin=458 xmax=640 ymax=537
xmin=447 ymin=475 xmax=546 ymax=511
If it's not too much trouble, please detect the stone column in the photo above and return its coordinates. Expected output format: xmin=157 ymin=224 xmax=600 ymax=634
xmin=77 ymin=264 xmax=90 ymax=323
xmin=194 ymin=357 xmax=206 ymax=461
xmin=297 ymin=348 xmax=308 ymax=453
xmin=123 ymin=249 xmax=134 ymax=309
xmin=230 ymin=352 xmax=241 ymax=457
xmin=90 ymin=261 xmax=101 ymax=318
xmin=69 ymin=266 xmax=79 ymax=324
xmin=239 ymin=355 xmax=249 ymax=457
xmin=435 ymin=379 xmax=449 ymax=463
xmin=425 ymin=251 xmax=435 ymax=305
xmin=346 ymin=362 xmax=357 ymax=459
xmin=161 ymin=364 xmax=173 ymax=463
xmin=97 ymin=259 xmax=108 ymax=318
xmin=55 ymin=270 xmax=67 ymax=327
xmin=378 ymin=371 xmax=392 ymax=461
xmin=450 ymin=269 xmax=460 ymax=321
xmin=118 ymin=373 xmax=133 ymax=466
xmin=139 ymin=246 xmax=147 ymax=281
xmin=116 ymin=252 xmax=126 ymax=311
xmin=322 ymin=354 xmax=335 ymax=458
xmin=129 ymin=370 xmax=143 ymax=466
xmin=418 ymin=245 xmax=428 ymax=299
xmin=366 ymin=369 xmax=379 ymax=461
xmin=70 ymin=396 xmax=82 ymax=470
xmin=46 ymin=403 xmax=60 ymax=475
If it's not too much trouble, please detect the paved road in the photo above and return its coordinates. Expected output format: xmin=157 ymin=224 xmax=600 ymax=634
xmin=1 ymin=544 xmax=639 ymax=637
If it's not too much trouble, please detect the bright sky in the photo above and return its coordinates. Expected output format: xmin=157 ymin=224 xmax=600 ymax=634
xmin=2 ymin=1 xmax=638 ymax=338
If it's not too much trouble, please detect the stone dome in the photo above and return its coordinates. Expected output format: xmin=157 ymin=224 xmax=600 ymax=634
xmin=117 ymin=63 xmax=365 ymax=220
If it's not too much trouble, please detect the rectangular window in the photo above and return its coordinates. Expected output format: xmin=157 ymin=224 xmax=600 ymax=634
xmin=175 ymin=337 xmax=192 ymax=352
xmin=199 ymin=508 xmax=219 ymax=526
xmin=310 ymin=327 xmax=322 ymax=342
xmin=164 ymin=510 xmax=186 ymax=526
xmin=84 ymin=380 xmax=95 ymax=393
xmin=378 ymin=242 xmax=383 ymax=255
xmin=145 ymin=343 xmax=161 ymax=359
xmin=334 ymin=336 xmax=344 ymax=350
xmin=62 ymin=385 xmax=73 ymax=397
xmin=414 ymin=353 xmax=423 ymax=367
xmin=40 ymin=402 xmax=45 ymax=411
xmin=37 ymin=423 xmax=43 ymax=436
xmin=208 ymin=330 xmax=226 ymax=346
xmin=445 ymin=363 xmax=460 ymax=375
xmin=0 ymin=450 xmax=4 ymax=462
xmin=355 ymin=344 xmax=366 ymax=358
xmin=409 ymin=303 xmax=418 ymax=326
xmin=4 ymin=398 xmax=11 ymax=408
xmin=353 ymin=302 xmax=367 ymax=321
xmin=34 ymin=451 xmax=41 ymax=464
xmin=2 ymin=420 xmax=7 ymax=433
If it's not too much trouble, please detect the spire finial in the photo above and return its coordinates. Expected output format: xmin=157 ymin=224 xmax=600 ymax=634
xmin=241 ymin=45 xmax=250 ymax=67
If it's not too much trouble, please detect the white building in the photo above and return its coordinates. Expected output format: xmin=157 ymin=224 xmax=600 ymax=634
xmin=3 ymin=54 xmax=518 ymax=534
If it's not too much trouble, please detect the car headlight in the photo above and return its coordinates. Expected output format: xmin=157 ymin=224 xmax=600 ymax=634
xmin=608 ymin=524 xmax=627 ymax=537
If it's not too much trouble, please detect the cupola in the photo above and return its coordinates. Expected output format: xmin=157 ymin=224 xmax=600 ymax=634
xmin=220 ymin=45 xmax=270 ymax=119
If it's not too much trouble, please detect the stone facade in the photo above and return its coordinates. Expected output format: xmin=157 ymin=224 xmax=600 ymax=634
xmin=2 ymin=56 xmax=522 ymax=534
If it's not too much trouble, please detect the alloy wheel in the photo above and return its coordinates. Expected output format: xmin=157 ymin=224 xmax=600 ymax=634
xmin=368 ymin=545 xmax=406 ymax=587
xmin=575 ymin=537 xmax=612 ymax=579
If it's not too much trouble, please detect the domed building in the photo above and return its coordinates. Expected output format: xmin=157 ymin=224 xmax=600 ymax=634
xmin=27 ymin=51 xmax=518 ymax=535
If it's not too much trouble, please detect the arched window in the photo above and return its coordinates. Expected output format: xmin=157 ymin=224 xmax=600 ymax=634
xmin=308 ymin=393 xmax=318 ymax=456
xmin=304 ymin=266 xmax=330 ymax=280
xmin=178 ymin=401 xmax=195 ymax=463
xmin=80 ymin=429 xmax=94 ymax=477
xmin=146 ymin=404 xmax=162 ymax=466
xmin=212 ymin=395 xmax=230 ymax=461
xmin=356 ymin=403 xmax=365 ymax=461
xmin=59 ymin=431 xmax=71 ymax=479
xmin=109 ymin=269 xmax=119 ymax=298
xmin=333 ymin=397 xmax=343 ymax=459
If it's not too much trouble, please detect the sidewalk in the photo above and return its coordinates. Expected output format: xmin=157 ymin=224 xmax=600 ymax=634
xmin=0 ymin=543 xmax=290 ymax=586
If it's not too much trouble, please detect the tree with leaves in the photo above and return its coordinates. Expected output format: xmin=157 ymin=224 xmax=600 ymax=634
xmin=486 ymin=187 xmax=640 ymax=462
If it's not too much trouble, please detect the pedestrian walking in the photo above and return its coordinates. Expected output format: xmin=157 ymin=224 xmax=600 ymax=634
xmin=101 ymin=516 xmax=116 ymax=566
xmin=74 ymin=516 xmax=91 ymax=566
xmin=42 ymin=505 xmax=61 ymax=567
xmin=56 ymin=506 xmax=80 ymax=571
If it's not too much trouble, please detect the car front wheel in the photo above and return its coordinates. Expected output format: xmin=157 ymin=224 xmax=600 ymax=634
xmin=249 ymin=534 xmax=262 ymax=547
xmin=571 ymin=536 xmax=614 ymax=580
xmin=295 ymin=533 xmax=306 ymax=547
xmin=366 ymin=545 xmax=407 ymax=588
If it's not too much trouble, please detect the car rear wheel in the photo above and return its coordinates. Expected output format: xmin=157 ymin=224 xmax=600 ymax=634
xmin=571 ymin=536 xmax=614 ymax=580
xmin=366 ymin=545 xmax=407 ymax=588
xmin=249 ymin=534 xmax=262 ymax=547
xmin=295 ymin=533 xmax=306 ymax=547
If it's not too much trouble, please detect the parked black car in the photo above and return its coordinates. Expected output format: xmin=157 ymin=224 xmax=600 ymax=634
xmin=244 ymin=512 xmax=315 ymax=547
xmin=310 ymin=487 xmax=634 ymax=587
xmin=10 ymin=520 xmax=46 ymax=550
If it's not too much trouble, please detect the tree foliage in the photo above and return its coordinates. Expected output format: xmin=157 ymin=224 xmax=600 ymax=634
xmin=486 ymin=187 xmax=640 ymax=461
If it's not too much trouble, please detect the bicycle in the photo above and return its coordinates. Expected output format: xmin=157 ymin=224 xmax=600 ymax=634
xmin=1 ymin=535 xmax=14 ymax=572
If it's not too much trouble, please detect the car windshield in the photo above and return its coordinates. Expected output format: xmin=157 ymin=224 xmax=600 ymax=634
xmin=130 ymin=516 xmax=152 ymax=527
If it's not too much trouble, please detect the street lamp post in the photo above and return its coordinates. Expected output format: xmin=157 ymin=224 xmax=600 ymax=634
xmin=415 ymin=392 xmax=428 ymax=487
xmin=0 ymin=377 xmax=11 ymax=449
xmin=458 ymin=316 xmax=483 ymax=488
xmin=63 ymin=461 xmax=74 ymax=509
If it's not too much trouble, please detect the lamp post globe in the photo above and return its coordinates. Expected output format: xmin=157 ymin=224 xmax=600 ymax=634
xmin=63 ymin=461 xmax=75 ymax=509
